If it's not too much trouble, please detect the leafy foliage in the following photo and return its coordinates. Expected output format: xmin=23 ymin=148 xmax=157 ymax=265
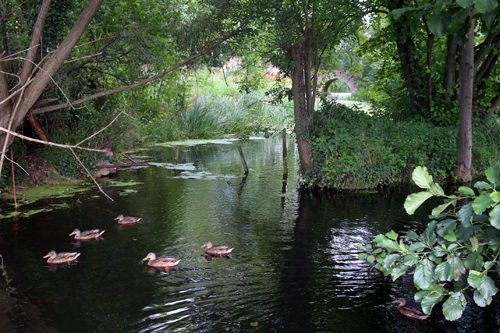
xmin=359 ymin=165 xmax=500 ymax=320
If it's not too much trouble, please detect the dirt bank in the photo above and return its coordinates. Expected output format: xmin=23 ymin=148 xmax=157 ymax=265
xmin=0 ymin=236 xmax=58 ymax=333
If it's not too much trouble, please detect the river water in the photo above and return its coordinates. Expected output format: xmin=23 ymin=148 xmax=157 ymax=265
xmin=0 ymin=137 xmax=499 ymax=333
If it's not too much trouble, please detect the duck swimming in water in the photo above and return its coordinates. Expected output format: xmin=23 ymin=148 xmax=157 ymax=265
xmin=43 ymin=251 xmax=81 ymax=265
xmin=201 ymin=241 xmax=234 ymax=257
xmin=142 ymin=252 xmax=181 ymax=271
xmin=114 ymin=215 xmax=141 ymax=224
xmin=69 ymin=228 xmax=105 ymax=240
xmin=392 ymin=297 xmax=429 ymax=321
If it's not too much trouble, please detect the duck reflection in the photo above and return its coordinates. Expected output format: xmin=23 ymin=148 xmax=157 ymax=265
xmin=46 ymin=261 xmax=78 ymax=272
xmin=202 ymin=253 xmax=233 ymax=261
xmin=146 ymin=265 xmax=180 ymax=275
xmin=72 ymin=237 xmax=104 ymax=249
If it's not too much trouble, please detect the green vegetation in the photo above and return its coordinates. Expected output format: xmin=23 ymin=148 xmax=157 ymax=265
xmin=359 ymin=165 xmax=500 ymax=321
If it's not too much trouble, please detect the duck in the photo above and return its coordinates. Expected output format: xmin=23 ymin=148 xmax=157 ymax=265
xmin=193 ymin=160 xmax=200 ymax=167
xmin=69 ymin=228 xmax=105 ymax=240
xmin=392 ymin=297 xmax=429 ymax=321
xmin=43 ymin=251 xmax=81 ymax=265
xmin=114 ymin=214 xmax=141 ymax=224
xmin=201 ymin=241 xmax=234 ymax=257
xmin=142 ymin=253 xmax=181 ymax=271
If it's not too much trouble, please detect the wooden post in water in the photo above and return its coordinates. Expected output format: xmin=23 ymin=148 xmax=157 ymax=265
xmin=282 ymin=128 xmax=288 ymax=175
xmin=174 ymin=146 xmax=179 ymax=164
xmin=238 ymin=146 xmax=249 ymax=174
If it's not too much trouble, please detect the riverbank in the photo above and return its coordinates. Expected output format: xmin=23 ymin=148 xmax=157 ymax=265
xmin=0 ymin=235 xmax=58 ymax=333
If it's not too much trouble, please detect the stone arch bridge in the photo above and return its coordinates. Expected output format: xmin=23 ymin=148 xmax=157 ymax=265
xmin=317 ymin=67 xmax=358 ymax=94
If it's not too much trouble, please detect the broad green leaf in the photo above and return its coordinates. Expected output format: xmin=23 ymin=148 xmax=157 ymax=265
xmin=471 ymin=236 xmax=479 ymax=252
xmin=403 ymin=254 xmax=420 ymax=265
xmin=474 ymin=289 xmax=493 ymax=307
xmin=432 ymin=200 xmax=456 ymax=217
xmin=437 ymin=219 xmax=457 ymax=237
xmin=444 ymin=232 xmax=457 ymax=241
xmin=465 ymin=252 xmax=484 ymax=271
xmin=489 ymin=205 xmax=500 ymax=229
xmin=468 ymin=272 xmax=482 ymax=288
xmin=475 ymin=181 xmax=492 ymax=190
xmin=391 ymin=264 xmax=409 ymax=281
xmin=489 ymin=237 xmax=500 ymax=246
xmin=477 ymin=276 xmax=498 ymax=299
xmin=373 ymin=248 xmax=383 ymax=254
xmin=430 ymin=182 xmax=445 ymax=196
xmin=421 ymin=292 xmax=443 ymax=315
xmin=433 ymin=246 xmax=446 ymax=257
xmin=410 ymin=12 xmax=423 ymax=33
xmin=423 ymin=221 xmax=437 ymax=246
xmin=491 ymin=192 xmax=500 ymax=202
xmin=457 ymin=204 xmax=473 ymax=226
xmin=405 ymin=230 xmax=419 ymax=239
xmin=442 ymin=292 xmax=466 ymax=321
xmin=405 ymin=191 xmax=434 ymax=215
xmin=449 ymin=256 xmax=466 ymax=280
xmin=436 ymin=261 xmax=451 ymax=281
xmin=414 ymin=260 xmax=434 ymax=289
xmin=472 ymin=194 xmax=494 ymax=215
xmin=428 ymin=10 xmax=452 ymax=36
xmin=414 ymin=290 xmax=430 ymax=303
xmin=383 ymin=254 xmax=400 ymax=269
xmin=484 ymin=261 xmax=494 ymax=270
xmin=367 ymin=255 xmax=375 ymax=263
xmin=391 ymin=7 xmax=414 ymax=20
xmin=412 ymin=166 xmax=434 ymax=189
xmin=374 ymin=234 xmax=400 ymax=252
xmin=357 ymin=244 xmax=364 ymax=249
xmin=456 ymin=0 xmax=475 ymax=8
xmin=482 ymin=11 xmax=497 ymax=28
xmin=358 ymin=253 xmax=367 ymax=260
xmin=385 ymin=230 xmax=398 ymax=241
xmin=475 ymin=0 xmax=498 ymax=13
xmin=458 ymin=186 xmax=475 ymax=196
xmin=409 ymin=242 xmax=426 ymax=252
xmin=485 ymin=164 xmax=499 ymax=185
xmin=456 ymin=224 xmax=474 ymax=239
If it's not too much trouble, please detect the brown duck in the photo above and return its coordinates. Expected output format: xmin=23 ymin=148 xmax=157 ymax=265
xmin=69 ymin=228 xmax=105 ymax=240
xmin=392 ymin=297 xmax=429 ymax=321
xmin=142 ymin=252 xmax=181 ymax=271
xmin=114 ymin=215 xmax=141 ymax=224
xmin=201 ymin=241 xmax=234 ymax=257
xmin=43 ymin=251 xmax=81 ymax=265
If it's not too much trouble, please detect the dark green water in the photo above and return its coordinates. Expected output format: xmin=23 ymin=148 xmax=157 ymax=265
xmin=1 ymin=137 xmax=500 ymax=333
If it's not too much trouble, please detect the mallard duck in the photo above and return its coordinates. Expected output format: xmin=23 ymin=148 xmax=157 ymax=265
xmin=142 ymin=252 xmax=181 ymax=271
xmin=114 ymin=214 xmax=141 ymax=224
xmin=201 ymin=241 xmax=234 ymax=257
xmin=193 ymin=160 xmax=199 ymax=167
xmin=69 ymin=228 xmax=105 ymax=240
xmin=43 ymin=251 xmax=81 ymax=265
xmin=392 ymin=298 xmax=429 ymax=321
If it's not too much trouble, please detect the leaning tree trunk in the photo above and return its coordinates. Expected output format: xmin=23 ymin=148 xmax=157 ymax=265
xmin=454 ymin=9 xmax=476 ymax=181
xmin=290 ymin=47 xmax=312 ymax=174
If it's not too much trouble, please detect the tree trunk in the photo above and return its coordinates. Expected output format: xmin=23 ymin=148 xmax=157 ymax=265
xmin=454 ymin=9 xmax=476 ymax=181
xmin=290 ymin=47 xmax=312 ymax=174
xmin=443 ymin=34 xmax=457 ymax=104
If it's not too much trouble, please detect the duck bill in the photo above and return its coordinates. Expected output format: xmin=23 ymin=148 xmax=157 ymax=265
xmin=201 ymin=245 xmax=206 ymax=248
xmin=142 ymin=257 xmax=149 ymax=261
xmin=391 ymin=300 xmax=400 ymax=304
xmin=43 ymin=254 xmax=49 ymax=258
xmin=69 ymin=232 xmax=75 ymax=236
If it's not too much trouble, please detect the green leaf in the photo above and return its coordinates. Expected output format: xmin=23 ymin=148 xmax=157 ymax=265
xmin=472 ymin=194 xmax=494 ymax=215
xmin=412 ymin=166 xmax=434 ymax=189
xmin=442 ymin=292 xmax=466 ymax=321
xmin=436 ymin=261 xmax=451 ymax=281
xmin=489 ymin=205 xmax=500 ymax=229
xmin=456 ymin=224 xmax=474 ymax=239
xmin=458 ymin=186 xmax=475 ymax=196
xmin=374 ymin=234 xmax=400 ymax=252
xmin=432 ymin=199 xmax=456 ymax=217
xmin=405 ymin=230 xmax=419 ymax=239
xmin=468 ymin=272 xmax=482 ymax=288
xmin=464 ymin=252 xmax=484 ymax=271
xmin=391 ymin=7 xmax=414 ymax=20
xmin=475 ymin=181 xmax=492 ymax=190
xmin=457 ymin=204 xmax=473 ymax=226
xmin=437 ymin=219 xmax=457 ymax=237
xmin=405 ymin=191 xmax=434 ymax=215
xmin=409 ymin=242 xmax=426 ymax=252
xmin=484 ymin=261 xmax=494 ymax=270
xmin=367 ymin=255 xmax=375 ymax=263
xmin=449 ymin=256 xmax=466 ymax=280
xmin=444 ymin=232 xmax=457 ymax=241
xmin=383 ymin=254 xmax=401 ymax=269
xmin=421 ymin=293 xmax=443 ymax=315
xmin=477 ymin=276 xmax=498 ymax=299
xmin=403 ymin=254 xmax=420 ymax=265
xmin=428 ymin=10 xmax=452 ymax=36
xmin=474 ymin=289 xmax=493 ymax=307
xmin=385 ymin=230 xmax=398 ymax=241
xmin=433 ymin=246 xmax=446 ymax=257
xmin=410 ymin=11 xmax=423 ymax=33
xmin=414 ymin=259 xmax=434 ymax=289
xmin=391 ymin=264 xmax=409 ymax=281
xmin=358 ymin=253 xmax=367 ymax=260
xmin=485 ymin=164 xmax=499 ymax=185
xmin=456 ymin=0 xmax=476 ymax=8
xmin=491 ymin=192 xmax=500 ymax=202
xmin=475 ymin=0 xmax=498 ymax=13
xmin=373 ymin=248 xmax=383 ymax=254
